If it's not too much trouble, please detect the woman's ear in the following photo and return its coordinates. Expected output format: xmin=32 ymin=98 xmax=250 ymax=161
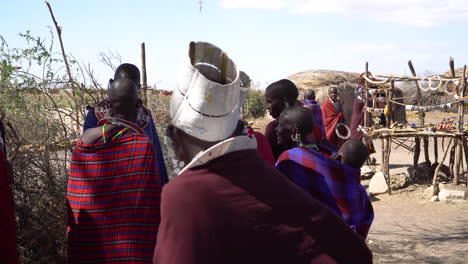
xmin=283 ymin=98 xmax=290 ymax=108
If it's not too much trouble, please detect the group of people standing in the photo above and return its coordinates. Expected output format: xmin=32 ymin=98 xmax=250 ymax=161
xmin=1 ymin=41 xmax=375 ymax=264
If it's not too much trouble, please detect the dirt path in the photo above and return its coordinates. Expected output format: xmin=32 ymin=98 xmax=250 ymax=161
xmin=368 ymin=188 xmax=468 ymax=264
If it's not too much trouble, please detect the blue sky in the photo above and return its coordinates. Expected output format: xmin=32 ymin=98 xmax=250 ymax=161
xmin=3 ymin=0 xmax=468 ymax=90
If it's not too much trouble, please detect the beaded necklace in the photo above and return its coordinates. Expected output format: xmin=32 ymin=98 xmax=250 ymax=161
xmin=102 ymin=123 xmax=129 ymax=144
xmin=298 ymin=141 xmax=320 ymax=152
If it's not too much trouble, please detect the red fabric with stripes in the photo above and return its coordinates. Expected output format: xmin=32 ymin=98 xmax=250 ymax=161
xmin=67 ymin=131 xmax=161 ymax=263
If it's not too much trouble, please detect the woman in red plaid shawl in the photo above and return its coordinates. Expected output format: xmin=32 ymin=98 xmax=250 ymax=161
xmin=67 ymin=79 xmax=161 ymax=263
xmin=321 ymin=86 xmax=347 ymax=149
xmin=275 ymin=106 xmax=374 ymax=238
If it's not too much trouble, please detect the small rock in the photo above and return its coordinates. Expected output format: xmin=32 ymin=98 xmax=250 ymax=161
xmin=439 ymin=189 xmax=466 ymax=203
xmin=361 ymin=166 xmax=375 ymax=180
xmin=361 ymin=166 xmax=373 ymax=175
xmin=430 ymin=195 xmax=439 ymax=202
xmin=369 ymin=172 xmax=389 ymax=195
xmin=390 ymin=172 xmax=411 ymax=190
xmin=423 ymin=186 xmax=435 ymax=199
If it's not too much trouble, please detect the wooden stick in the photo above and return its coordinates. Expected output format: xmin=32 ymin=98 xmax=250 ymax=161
xmin=386 ymin=137 xmax=392 ymax=195
xmin=413 ymin=136 xmax=421 ymax=180
xmin=462 ymin=138 xmax=468 ymax=187
xmin=423 ymin=137 xmax=431 ymax=166
xmin=433 ymin=138 xmax=453 ymax=195
xmin=408 ymin=60 xmax=423 ymax=107
xmin=141 ymin=42 xmax=148 ymax=106
xmin=381 ymin=137 xmax=385 ymax=172
xmin=45 ymin=1 xmax=79 ymax=134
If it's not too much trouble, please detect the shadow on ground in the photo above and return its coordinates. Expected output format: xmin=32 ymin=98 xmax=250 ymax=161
xmin=369 ymin=219 xmax=468 ymax=264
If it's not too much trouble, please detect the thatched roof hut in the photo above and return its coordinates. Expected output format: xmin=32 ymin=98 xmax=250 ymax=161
xmin=288 ymin=70 xmax=406 ymax=124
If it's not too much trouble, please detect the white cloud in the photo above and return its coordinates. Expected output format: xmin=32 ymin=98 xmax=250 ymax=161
xmin=219 ymin=0 xmax=468 ymax=27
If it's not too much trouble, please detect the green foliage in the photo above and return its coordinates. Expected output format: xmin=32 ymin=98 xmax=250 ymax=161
xmin=0 ymin=30 xmax=107 ymax=263
xmin=242 ymin=89 xmax=266 ymax=119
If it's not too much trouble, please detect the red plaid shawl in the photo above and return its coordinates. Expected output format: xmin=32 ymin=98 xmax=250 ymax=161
xmin=321 ymin=98 xmax=345 ymax=148
xmin=67 ymin=130 xmax=161 ymax=263
xmin=276 ymin=147 xmax=374 ymax=238
xmin=0 ymin=151 xmax=18 ymax=264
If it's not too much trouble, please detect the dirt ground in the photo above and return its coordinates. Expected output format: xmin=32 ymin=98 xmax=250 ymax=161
xmin=365 ymin=112 xmax=468 ymax=264
xmin=254 ymin=111 xmax=468 ymax=263
xmin=367 ymin=185 xmax=468 ymax=264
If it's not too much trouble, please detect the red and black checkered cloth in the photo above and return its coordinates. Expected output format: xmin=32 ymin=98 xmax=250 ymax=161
xmin=276 ymin=147 xmax=374 ymax=238
xmin=67 ymin=131 xmax=161 ymax=263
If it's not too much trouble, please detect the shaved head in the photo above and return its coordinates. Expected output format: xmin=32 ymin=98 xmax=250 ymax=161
xmin=279 ymin=106 xmax=315 ymax=139
xmin=108 ymin=79 xmax=140 ymax=121
xmin=304 ymin=90 xmax=315 ymax=101
xmin=341 ymin=139 xmax=369 ymax=169
xmin=114 ymin=63 xmax=141 ymax=87
xmin=265 ymin=79 xmax=299 ymax=104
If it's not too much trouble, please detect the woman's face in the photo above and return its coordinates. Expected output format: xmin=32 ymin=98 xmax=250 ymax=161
xmin=275 ymin=114 xmax=294 ymax=146
xmin=265 ymin=91 xmax=284 ymax=119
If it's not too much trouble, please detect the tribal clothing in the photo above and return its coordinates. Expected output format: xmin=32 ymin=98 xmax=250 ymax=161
xmin=276 ymin=147 xmax=374 ymax=239
xmin=350 ymin=98 xmax=375 ymax=154
xmin=83 ymin=100 xmax=169 ymax=185
xmin=321 ymin=98 xmax=346 ymax=149
xmin=301 ymin=100 xmax=326 ymax=141
xmin=0 ymin=149 xmax=18 ymax=264
xmin=246 ymin=126 xmax=275 ymax=166
xmin=154 ymin=136 xmax=372 ymax=264
xmin=68 ymin=128 xmax=161 ymax=263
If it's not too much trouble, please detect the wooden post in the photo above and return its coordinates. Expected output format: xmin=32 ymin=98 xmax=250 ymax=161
xmin=462 ymin=139 xmax=468 ymax=188
xmin=450 ymin=58 xmax=462 ymax=185
xmin=433 ymin=138 xmax=453 ymax=195
xmin=45 ymin=1 xmax=79 ymax=134
xmin=386 ymin=81 xmax=394 ymax=129
xmin=381 ymin=137 xmax=385 ymax=172
xmin=434 ymin=136 xmax=438 ymax=164
xmin=408 ymin=60 xmax=424 ymax=125
xmin=423 ymin=137 xmax=431 ymax=166
xmin=413 ymin=136 xmax=421 ymax=180
xmin=141 ymin=42 xmax=148 ymax=106
xmin=385 ymin=136 xmax=392 ymax=195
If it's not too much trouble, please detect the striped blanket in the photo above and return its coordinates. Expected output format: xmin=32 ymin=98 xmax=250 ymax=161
xmin=276 ymin=147 xmax=374 ymax=238
xmin=0 ymin=151 xmax=18 ymax=264
xmin=67 ymin=130 xmax=161 ymax=263
xmin=301 ymin=100 xmax=326 ymax=140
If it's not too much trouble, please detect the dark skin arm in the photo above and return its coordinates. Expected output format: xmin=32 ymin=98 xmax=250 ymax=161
xmin=81 ymin=124 xmax=121 ymax=145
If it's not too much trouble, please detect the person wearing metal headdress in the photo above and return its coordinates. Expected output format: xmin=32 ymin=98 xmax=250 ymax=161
xmin=83 ymin=63 xmax=169 ymax=185
xmin=68 ymin=79 xmax=161 ymax=263
xmin=153 ymin=42 xmax=372 ymax=264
